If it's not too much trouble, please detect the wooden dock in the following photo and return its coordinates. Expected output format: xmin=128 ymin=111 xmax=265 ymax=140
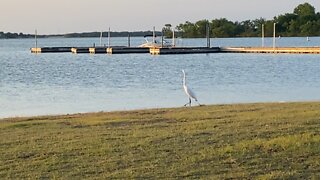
xmin=31 ymin=46 xmax=320 ymax=55
xmin=221 ymin=47 xmax=320 ymax=54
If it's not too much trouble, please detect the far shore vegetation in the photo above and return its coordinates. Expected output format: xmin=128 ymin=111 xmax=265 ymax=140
xmin=1 ymin=2 xmax=319 ymax=39
xmin=0 ymin=102 xmax=319 ymax=179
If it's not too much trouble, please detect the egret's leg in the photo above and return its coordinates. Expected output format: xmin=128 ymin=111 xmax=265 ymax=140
xmin=195 ymin=99 xmax=202 ymax=106
xmin=184 ymin=98 xmax=191 ymax=106
xmin=184 ymin=100 xmax=189 ymax=106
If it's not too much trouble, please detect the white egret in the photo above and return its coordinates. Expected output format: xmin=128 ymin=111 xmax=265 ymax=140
xmin=182 ymin=70 xmax=200 ymax=106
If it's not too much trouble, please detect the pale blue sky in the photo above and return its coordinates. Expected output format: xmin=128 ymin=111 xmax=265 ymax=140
xmin=1 ymin=0 xmax=319 ymax=34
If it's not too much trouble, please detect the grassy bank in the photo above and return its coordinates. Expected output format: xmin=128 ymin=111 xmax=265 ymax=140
xmin=1 ymin=102 xmax=320 ymax=179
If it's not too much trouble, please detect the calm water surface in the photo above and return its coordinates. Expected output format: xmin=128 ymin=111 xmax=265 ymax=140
xmin=0 ymin=37 xmax=319 ymax=118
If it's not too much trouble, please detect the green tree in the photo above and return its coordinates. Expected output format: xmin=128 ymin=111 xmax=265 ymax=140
xmin=176 ymin=21 xmax=198 ymax=38
xmin=211 ymin=18 xmax=237 ymax=37
xmin=239 ymin=20 xmax=257 ymax=37
xmin=293 ymin=3 xmax=318 ymax=36
xmin=163 ymin=24 xmax=173 ymax=38
xmin=294 ymin=3 xmax=315 ymax=16
xmin=287 ymin=20 xmax=300 ymax=36
xmin=274 ymin=13 xmax=297 ymax=36
xmin=252 ymin=18 xmax=267 ymax=36
xmin=194 ymin=19 xmax=209 ymax=37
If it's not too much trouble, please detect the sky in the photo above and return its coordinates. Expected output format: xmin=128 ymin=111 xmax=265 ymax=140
xmin=1 ymin=0 xmax=319 ymax=34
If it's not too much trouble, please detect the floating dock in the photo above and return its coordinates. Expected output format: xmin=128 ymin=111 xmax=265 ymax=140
xmin=149 ymin=47 xmax=220 ymax=55
xmin=93 ymin=47 xmax=150 ymax=54
xmin=71 ymin=47 xmax=90 ymax=54
xmin=107 ymin=47 xmax=150 ymax=54
xmin=31 ymin=46 xmax=320 ymax=55
xmin=31 ymin=47 xmax=72 ymax=53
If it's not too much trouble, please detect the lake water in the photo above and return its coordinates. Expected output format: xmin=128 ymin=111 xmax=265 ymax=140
xmin=0 ymin=37 xmax=319 ymax=118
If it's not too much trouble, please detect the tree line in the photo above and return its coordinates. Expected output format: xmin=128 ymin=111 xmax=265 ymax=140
xmin=171 ymin=3 xmax=320 ymax=38
xmin=63 ymin=31 xmax=162 ymax=38
xmin=1 ymin=3 xmax=319 ymax=39
xmin=0 ymin=31 xmax=163 ymax=39
xmin=0 ymin=32 xmax=35 ymax=39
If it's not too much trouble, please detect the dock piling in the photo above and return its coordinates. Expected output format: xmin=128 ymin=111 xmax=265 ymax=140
xmin=206 ymin=23 xmax=210 ymax=48
xmin=172 ymin=28 xmax=175 ymax=47
xmin=273 ymin=23 xmax=276 ymax=49
xmin=262 ymin=24 xmax=265 ymax=47
xmin=128 ymin=33 xmax=131 ymax=47
xmin=108 ymin=27 xmax=111 ymax=48
xmin=34 ymin=29 xmax=38 ymax=53
xmin=100 ymin=31 xmax=103 ymax=46
xmin=153 ymin=26 xmax=156 ymax=44
xmin=161 ymin=28 xmax=164 ymax=48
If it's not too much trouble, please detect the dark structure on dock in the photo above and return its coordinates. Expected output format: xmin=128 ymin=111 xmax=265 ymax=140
xmin=31 ymin=47 xmax=72 ymax=53
xmin=149 ymin=47 xmax=220 ymax=55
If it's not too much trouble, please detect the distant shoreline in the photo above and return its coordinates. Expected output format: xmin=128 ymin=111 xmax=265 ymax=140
xmin=0 ymin=31 xmax=164 ymax=39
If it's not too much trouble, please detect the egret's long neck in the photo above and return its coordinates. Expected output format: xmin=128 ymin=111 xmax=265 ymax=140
xmin=183 ymin=72 xmax=186 ymax=85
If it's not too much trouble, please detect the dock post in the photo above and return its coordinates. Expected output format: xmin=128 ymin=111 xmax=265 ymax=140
xmin=273 ymin=23 xmax=276 ymax=50
xmin=262 ymin=24 xmax=265 ymax=47
xmin=100 ymin=31 xmax=103 ymax=46
xmin=172 ymin=28 xmax=175 ymax=47
xmin=35 ymin=29 xmax=38 ymax=51
xmin=206 ymin=23 xmax=210 ymax=48
xmin=108 ymin=27 xmax=111 ymax=48
xmin=161 ymin=28 xmax=164 ymax=48
xmin=128 ymin=32 xmax=131 ymax=47
xmin=153 ymin=26 xmax=156 ymax=45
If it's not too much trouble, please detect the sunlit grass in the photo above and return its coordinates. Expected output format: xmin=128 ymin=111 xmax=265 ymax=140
xmin=0 ymin=102 xmax=319 ymax=179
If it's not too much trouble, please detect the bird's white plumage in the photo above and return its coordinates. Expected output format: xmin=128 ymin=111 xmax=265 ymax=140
xmin=183 ymin=84 xmax=197 ymax=101
xmin=182 ymin=70 xmax=199 ymax=106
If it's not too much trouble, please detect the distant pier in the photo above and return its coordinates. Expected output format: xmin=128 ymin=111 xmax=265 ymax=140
xmin=31 ymin=46 xmax=320 ymax=55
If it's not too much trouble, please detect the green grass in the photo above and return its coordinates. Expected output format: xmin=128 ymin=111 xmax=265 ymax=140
xmin=1 ymin=102 xmax=320 ymax=179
